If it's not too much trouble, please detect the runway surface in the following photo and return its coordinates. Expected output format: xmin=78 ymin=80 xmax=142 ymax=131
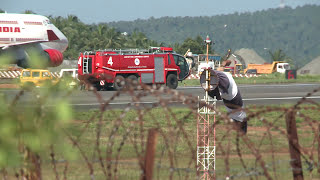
xmin=1 ymin=83 xmax=320 ymax=110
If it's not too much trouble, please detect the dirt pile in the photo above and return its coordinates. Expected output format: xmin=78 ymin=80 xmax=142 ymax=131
xmin=298 ymin=56 xmax=320 ymax=75
xmin=226 ymin=48 xmax=266 ymax=67
xmin=234 ymin=48 xmax=266 ymax=65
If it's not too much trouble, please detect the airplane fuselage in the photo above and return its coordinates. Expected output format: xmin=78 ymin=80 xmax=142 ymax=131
xmin=0 ymin=13 xmax=68 ymax=67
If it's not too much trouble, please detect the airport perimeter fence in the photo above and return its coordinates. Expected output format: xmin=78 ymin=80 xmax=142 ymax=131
xmin=1 ymin=81 xmax=320 ymax=180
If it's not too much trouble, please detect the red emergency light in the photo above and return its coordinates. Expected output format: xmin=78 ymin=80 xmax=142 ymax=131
xmin=160 ymin=47 xmax=173 ymax=52
xmin=150 ymin=47 xmax=173 ymax=52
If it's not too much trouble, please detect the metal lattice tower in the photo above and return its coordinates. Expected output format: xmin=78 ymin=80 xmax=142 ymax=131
xmin=197 ymin=77 xmax=217 ymax=179
xmin=197 ymin=35 xmax=217 ymax=180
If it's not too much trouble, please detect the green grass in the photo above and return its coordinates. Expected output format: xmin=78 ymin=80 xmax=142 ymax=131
xmin=34 ymin=104 xmax=320 ymax=179
xmin=2 ymin=73 xmax=320 ymax=87
xmin=3 ymin=103 xmax=320 ymax=179
xmin=180 ymin=73 xmax=320 ymax=86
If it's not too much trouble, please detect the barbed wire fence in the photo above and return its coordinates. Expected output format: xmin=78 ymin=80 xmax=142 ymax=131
xmin=2 ymin=80 xmax=320 ymax=180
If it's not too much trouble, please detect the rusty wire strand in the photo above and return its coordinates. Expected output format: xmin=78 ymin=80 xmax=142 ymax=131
xmin=63 ymin=161 xmax=68 ymax=180
xmin=5 ymin=80 xmax=320 ymax=179
xmin=64 ymin=129 xmax=95 ymax=180
xmin=49 ymin=145 xmax=59 ymax=180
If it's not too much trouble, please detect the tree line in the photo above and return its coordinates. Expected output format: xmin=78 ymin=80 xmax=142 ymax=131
xmin=107 ymin=5 xmax=320 ymax=68
xmin=1 ymin=5 xmax=319 ymax=68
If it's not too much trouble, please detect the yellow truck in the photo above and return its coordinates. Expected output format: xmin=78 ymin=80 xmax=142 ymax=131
xmin=244 ymin=61 xmax=290 ymax=74
xmin=20 ymin=69 xmax=57 ymax=88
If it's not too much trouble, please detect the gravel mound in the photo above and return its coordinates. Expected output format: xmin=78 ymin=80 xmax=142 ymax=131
xmin=234 ymin=48 xmax=266 ymax=65
xmin=227 ymin=48 xmax=266 ymax=67
xmin=298 ymin=56 xmax=320 ymax=75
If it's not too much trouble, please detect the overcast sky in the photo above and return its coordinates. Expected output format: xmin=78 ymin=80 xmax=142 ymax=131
xmin=2 ymin=0 xmax=320 ymax=24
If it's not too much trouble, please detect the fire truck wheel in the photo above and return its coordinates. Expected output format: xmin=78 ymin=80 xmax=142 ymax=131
xmin=127 ymin=75 xmax=138 ymax=86
xmin=94 ymin=84 xmax=103 ymax=91
xmin=113 ymin=75 xmax=125 ymax=90
xmin=166 ymin=74 xmax=178 ymax=89
xmin=128 ymin=75 xmax=138 ymax=83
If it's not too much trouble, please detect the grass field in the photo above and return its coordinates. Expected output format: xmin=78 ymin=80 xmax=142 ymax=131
xmin=180 ymin=73 xmax=320 ymax=86
xmin=1 ymin=72 xmax=319 ymax=179
xmin=1 ymin=72 xmax=320 ymax=87
xmin=29 ymin=103 xmax=320 ymax=180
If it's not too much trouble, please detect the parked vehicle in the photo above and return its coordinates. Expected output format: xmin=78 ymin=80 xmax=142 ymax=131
xmin=244 ymin=61 xmax=290 ymax=74
xmin=245 ymin=69 xmax=257 ymax=74
xmin=77 ymin=47 xmax=190 ymax=90
xmin=20 ymin=69 xmax=57 ymax=88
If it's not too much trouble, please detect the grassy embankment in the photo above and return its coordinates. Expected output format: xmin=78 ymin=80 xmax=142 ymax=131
xmin=180 ymin=73 xmax=320 ymax=86
xmin=2 ymin=73 xmax=320 ymax=86
xmin=32 ymin=104 xmax=320 ymax=180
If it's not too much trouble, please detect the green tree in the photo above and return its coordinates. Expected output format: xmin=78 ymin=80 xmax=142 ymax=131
xmin=176 ymin=37 xmax=203 ymax=55
xmin=105 ymin=5 xmax=320 ymax=66
xmin=90 ymin=24 xmax=108 ymax=49
xmin=126 ymin=30 xmax=148 ymax=48
xmin=23 ymin=10 xmax=36 ymax=14
xmin=105 ymin=28 xmax=122 ymax=48
xmin=268 ymin=49 xmax=287 ymax=62
xmin=67 ymin=14 xmax=79 ymax=23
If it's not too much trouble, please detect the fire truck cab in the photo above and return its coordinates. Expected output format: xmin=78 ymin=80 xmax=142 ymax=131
xmin=77 ymin=47 xmax=190 ymax=90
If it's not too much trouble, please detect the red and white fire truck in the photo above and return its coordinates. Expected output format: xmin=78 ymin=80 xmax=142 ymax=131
xmin=77 ymin=47 xmax=190 ymax=90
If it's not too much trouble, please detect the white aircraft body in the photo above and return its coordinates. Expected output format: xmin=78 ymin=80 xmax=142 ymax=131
xmin=0 ymin=13 xmax=68 ymax=67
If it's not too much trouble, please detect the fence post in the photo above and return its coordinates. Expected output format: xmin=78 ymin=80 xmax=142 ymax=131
xmin=318 ymin=124 xmax=320 ymax=174
xmin=286 ymin=109 xmax=303 ymax=180
xmin=141 ymin=128 xmax=158 ymax=180
xmin=23 ymin=147 xmax=42 ymax=180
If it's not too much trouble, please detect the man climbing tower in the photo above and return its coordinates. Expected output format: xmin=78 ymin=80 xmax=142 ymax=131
xmin=200 ymin=69 xmax=247 ymax=134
